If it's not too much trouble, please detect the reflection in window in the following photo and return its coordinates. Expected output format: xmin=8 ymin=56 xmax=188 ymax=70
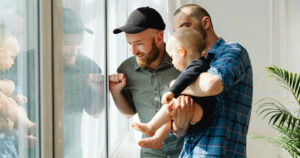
xmin=61 ymin=1 xmax=106 ymax=157
xmin=0 ymin=0 xmax=39 ymax=158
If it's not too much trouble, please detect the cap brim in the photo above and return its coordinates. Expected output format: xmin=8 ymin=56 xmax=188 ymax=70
xmin=113 ymin=25 xmax=146 ymax=34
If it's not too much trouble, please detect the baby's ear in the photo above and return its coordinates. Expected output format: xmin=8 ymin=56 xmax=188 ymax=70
xmin=178 ymin=46 xmax=186 ymax=57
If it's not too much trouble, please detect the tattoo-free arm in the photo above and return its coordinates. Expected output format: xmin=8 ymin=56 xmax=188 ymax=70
xmin=182 ymin=72 xmax=223 ymax=97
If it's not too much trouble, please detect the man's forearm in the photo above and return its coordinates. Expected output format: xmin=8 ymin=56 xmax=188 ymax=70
xmin=182 ymin=72 xmax=223 ymax=97
xmin=89 ymin=92 xmax=104 ymax=118
xmin=111 ymin=91 xmax=136 ymax=117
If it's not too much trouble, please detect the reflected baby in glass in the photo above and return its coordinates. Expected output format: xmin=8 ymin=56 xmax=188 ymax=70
xmin=132 ymin=27 xmax=216 ymax=149
xmin=0 ymin=35 xmax=34 ymax=132
xmin=0 ymin=33 xmax=36 ymax=158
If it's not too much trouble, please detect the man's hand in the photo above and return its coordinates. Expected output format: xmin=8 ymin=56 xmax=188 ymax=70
xmin=167 ymin=95 xmax=194 ymax=137
xmin=161 ymin=91 xmax=175 ymax=104
xmin=108 ymin=73 xmax=135 ymax=116
xmin=109 ymin=73 xmax=126 ymax=94
xmin=87 ymin=73 xmax=104 ymax=92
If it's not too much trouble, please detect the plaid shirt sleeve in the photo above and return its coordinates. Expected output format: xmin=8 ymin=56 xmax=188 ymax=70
xmin=209 ymin=44 xmax=248 ymax=91
xmin=180 ymin=39 xmax=253 ymax=158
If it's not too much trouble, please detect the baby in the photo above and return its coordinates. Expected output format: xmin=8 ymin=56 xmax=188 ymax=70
xmin=0 ymin=91 xmax=35 ymax=134
xmin=132 ymin=27 xmax=216 ymax=149
xmin=0 ymin=35 xmax=34 ymax=133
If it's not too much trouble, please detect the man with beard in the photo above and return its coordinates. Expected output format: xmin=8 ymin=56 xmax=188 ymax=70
xmin=109 ymin=7 xmax=197 ymax=158
xmin=170 ymin=4 xmax=253 ymax=158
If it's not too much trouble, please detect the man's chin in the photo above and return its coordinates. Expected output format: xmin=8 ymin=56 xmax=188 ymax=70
xmin=64 ymin=59 xmax=76 ymax=66
xmin=136 ymin=59 xmax=147 ymax=67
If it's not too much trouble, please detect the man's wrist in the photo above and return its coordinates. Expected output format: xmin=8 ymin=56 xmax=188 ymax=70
xmin=171 ymin=120 xmax=188 ymax=137
xmin=111 ymin=90 xmax=123 ymax=96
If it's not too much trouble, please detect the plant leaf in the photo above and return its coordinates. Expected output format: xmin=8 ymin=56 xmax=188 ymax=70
xmin=266 ymin=66 xmax=300 ymax=106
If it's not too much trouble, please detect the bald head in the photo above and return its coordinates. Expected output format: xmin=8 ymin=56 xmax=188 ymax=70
xmin=174 ymin=4 xmax=213 ymax=28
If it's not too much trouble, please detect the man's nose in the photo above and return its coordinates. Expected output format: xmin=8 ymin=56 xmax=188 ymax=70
xmin=130 ymin=45 xmax=138 ymax=55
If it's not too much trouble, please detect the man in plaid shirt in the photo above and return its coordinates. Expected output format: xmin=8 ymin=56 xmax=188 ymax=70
xmin=169 ymin=4 xmax=253 ymax=158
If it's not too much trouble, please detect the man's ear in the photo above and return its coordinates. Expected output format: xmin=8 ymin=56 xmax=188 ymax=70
xmin=155 ymin=31 xmax=164 ymax=45
xmin=178 ymin=46 xmax=186 ymax=57
xmin=201 ymin=16 xmax=211 ymax=30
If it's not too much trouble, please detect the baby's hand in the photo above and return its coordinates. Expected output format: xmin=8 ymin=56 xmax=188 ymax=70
xmin=14 ymin=94 xmax=28 ymax=105
xmin=162 ymin=91 xmax=175 ymax=104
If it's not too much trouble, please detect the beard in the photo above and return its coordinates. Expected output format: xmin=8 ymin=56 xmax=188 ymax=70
xmin=63 ymin=55 xmax=77 ymax=66
xmin=135 ymin=39 xmax=160 ymax=68
xmin=63 ymin=50 xmax=79 ymax=66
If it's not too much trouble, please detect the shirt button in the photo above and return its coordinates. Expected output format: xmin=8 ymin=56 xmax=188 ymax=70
xmin=153 ymin=72 xmax=156 ymax=76
xmin=155 ymin=108 xmax=159 ymax=111
xmin=190 ymin=137 xmax=194 ymax=141
xmin=154 ymin=90 xmax=158 ymax=94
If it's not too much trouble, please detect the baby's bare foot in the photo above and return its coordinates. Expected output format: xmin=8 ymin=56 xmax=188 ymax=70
xmin=27 ymin=135 xmax=37 ymax=149
xmin=131 ymin=123 xmax=155 ymax=137
xmin=138 ymin=137 xmax=163 ymax=149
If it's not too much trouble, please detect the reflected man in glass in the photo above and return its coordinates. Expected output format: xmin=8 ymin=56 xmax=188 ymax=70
xmin=62 ymin=8 xmax=104 ymax=158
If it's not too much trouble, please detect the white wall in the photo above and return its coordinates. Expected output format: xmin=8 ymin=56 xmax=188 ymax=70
xmin=287 ymin=0 xmax=300 ymax=73
xmin=190 ymin=0 xmax=299 ymax=157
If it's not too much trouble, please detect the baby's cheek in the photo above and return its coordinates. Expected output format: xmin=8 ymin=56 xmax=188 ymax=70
xmin=0 ymin=57 xmax=8 ymax=63
xmin=0 ymin=58 xmax=12 ymax=71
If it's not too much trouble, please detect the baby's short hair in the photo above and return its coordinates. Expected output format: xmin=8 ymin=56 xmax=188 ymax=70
xmin=0 ymin=35 xmax=20 ymax=54
xmin=169 ymin=27 xmax=205 ymax=56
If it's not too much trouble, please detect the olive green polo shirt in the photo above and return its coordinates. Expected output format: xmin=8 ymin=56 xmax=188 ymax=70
xmin=118 ymin=52 xmax=183 ymax=158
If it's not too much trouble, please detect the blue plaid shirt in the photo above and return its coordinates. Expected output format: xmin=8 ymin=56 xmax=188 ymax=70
xmin=180 ymin=38 xmax=253 ymax=158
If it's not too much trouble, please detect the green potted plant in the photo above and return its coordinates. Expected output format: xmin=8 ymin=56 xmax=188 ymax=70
xmin=256 ymin=66 xmax=300 ymax=158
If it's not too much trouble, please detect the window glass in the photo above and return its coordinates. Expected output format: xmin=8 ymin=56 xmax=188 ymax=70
xmin=0 ymin=0 xmax=40 ymax=158
xmin=107 ymin=0 xmax=141 ymax=157
xmin=61 ymin=0 xmax=106 ymax=158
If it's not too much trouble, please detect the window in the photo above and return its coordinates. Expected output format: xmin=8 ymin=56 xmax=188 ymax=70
xmin=58 ymin=0 xmax=107 ymax=158
xmin=0 ymin=0 xmax=40 ymax=157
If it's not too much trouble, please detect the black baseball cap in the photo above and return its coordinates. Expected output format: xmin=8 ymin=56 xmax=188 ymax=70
xmin=113 ymin=6 xmax=165 ymax=34
xmin=63 ymin=8 xmax=93 ymax=34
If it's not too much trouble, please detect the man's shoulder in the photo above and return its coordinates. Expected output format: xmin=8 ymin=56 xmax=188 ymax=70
xmin=74 ymin=54 xmax=102 ymax=73
xmin=117 ymin=56 xmax=136 ymax=73
xmin=76 ymin=53 xmax=96 ymax=63
xmin=220 ymin=41 xmax=245 ymax=53
xmin=213 ymin=41 xmax=248 ymax=61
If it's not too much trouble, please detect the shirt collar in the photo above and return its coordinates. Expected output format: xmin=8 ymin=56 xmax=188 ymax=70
xmin=134 ymin=50 xmax=172 ymax=71
xmin=207 ymin=37 xmax=225 ymax=55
